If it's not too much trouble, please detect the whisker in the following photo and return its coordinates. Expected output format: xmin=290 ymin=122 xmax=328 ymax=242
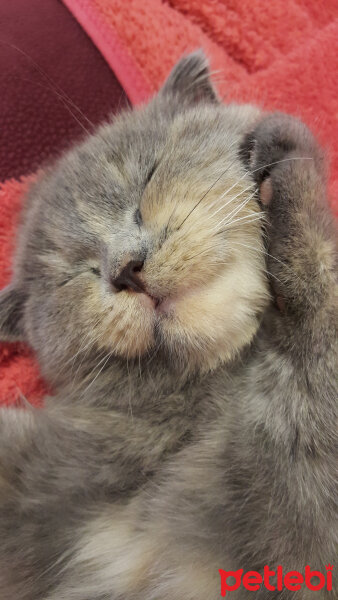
xmin=175 ymin=142 xmax=240 ymax=230
xmin=1 ymin=40 xmax=96 ymax=132
xmin=138 ymin=351 xmax=142 ymax=381
xmin=206 ymin=182 xmax=256 ymax=221
xmin=146 ymin=338 xmax=164 ymax=367
xmin=183 ymin=245 xmax=220 ymax=262
xmin=11 ymin=75 xmax=92 ymax=136
xmin=263 ymin=269 xmax=282 ymax=284
xmin=251 ymin=156 xmax=314 ymax=175
xmin=80 ymin=350 xmax=114 ymax=396
xmin=175 ymin=156 xmax=311 ymax=234
xmin=71 ymin=332 xmax=105 ymax=385
xmin=218 ymin=190 xmax=257 ymax=227
xmin=70 ymin=322 xmax=103 ymax=371
xmin=231 ymin=240 xmax=304 ymax=286
xmin=230 ymin=241 xmax=288 ymax=268
xmin=52 ymin=314 xmax=104 ymax=381
xmin=208 ymin=156 xmax=313 ymax=216
xmin=126 ymin=355 xmax=134 ymax=423
xmin=216 ymin=214 xmax=265 ymax=235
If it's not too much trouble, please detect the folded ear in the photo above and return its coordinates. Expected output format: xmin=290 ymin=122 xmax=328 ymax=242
xmin=160 ymin=50 xmax=219 ymax=105
xmin=0 ymin=284 xmax=26 ymax=341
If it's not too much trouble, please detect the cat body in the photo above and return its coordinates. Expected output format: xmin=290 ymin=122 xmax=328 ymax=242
xmin=0 ymin=52 xmax=337 ymax=599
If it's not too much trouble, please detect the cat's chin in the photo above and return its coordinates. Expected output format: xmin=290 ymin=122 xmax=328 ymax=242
xmin=134 ymin=291 xmax=175 ymax=315
xmin=135 ymin=292 xmax=159 ymax=311
xmin=111 ymin=283 xmax=267 ymax=374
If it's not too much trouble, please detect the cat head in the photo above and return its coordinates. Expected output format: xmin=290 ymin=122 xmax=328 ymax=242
xmin=0 ymin=51 xmax=269 ymax=384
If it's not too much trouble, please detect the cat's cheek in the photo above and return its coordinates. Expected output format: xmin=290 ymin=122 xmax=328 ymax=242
xmin=159 ymin=267 xmax=268 ymax=369
xmin=96 ymin=293 xmax=155 ymax=358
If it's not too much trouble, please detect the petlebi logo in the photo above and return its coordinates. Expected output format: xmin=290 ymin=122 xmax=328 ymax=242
xmin=219 ymin=564 xmax=333 ymax=596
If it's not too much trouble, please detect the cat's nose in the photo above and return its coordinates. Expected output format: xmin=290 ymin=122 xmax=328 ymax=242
xmin=112 ymin=259 xmax=145 ymax=293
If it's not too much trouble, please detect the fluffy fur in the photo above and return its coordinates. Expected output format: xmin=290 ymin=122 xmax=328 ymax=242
xmin=0 ymin=52 xmax=337 ymax=599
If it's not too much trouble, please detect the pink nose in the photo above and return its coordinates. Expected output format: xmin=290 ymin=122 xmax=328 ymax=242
xmin=111 ymin=260 xmax=145 ymax=293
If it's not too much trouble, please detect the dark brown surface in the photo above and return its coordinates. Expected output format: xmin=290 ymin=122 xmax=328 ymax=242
xmin=0 ymin=0 xmax=129 ymax=182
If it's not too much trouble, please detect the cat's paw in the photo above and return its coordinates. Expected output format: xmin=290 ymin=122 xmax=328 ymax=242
xmin=241 ymin=113 xmax=332 ymax=314
xmin=242 ymin=112 xmax=324 ymax=191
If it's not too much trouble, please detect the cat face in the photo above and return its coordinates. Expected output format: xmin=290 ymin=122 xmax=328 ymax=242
xmin=0 ymin=52 xmax=269 ymax=381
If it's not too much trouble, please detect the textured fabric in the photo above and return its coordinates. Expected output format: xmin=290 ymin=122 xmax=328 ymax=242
xmin=1 ymin=0 xmax=337 ymax=406
xmin=63 ymin=0 xmax=338 ymax=209
xmin=0 ymin=0 xmax=129 ymax=182
xmin=0 ymin=176 xmax=47 ymax=405
xmin=0 ymin=0 xmax=129 ymax=405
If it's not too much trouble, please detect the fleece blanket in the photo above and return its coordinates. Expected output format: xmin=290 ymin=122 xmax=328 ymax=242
xmin=1 ymin=0 xmax=337 ymax=406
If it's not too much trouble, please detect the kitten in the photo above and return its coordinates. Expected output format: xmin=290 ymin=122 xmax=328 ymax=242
xmin=0 ymin=51 xmax=336 ymax=599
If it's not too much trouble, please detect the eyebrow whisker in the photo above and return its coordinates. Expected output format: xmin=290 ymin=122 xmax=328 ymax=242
xmin=213 ymin=189 xmax=259 ymax=231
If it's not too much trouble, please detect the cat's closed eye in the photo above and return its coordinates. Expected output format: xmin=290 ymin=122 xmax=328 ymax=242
xmin=134 ymin=208 xmax=143 ymax=227
xmin=145 ymin=163 xmax=157 ymax=184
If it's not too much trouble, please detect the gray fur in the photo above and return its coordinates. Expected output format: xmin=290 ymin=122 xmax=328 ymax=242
xmin=0 ymin=52 xmax=337 ymax=599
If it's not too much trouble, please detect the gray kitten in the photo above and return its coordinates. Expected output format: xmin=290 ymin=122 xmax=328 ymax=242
xmin=0 ymin=52 xmax=337 ymax=599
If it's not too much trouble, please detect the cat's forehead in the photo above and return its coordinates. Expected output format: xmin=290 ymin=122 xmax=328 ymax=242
xmin=110 ymin=104 xmax=237 ymax=167
xmin=34 ymin=102 xmax=257 ymax=255
xmin=70 ymin=104 xmax=242 ymax=201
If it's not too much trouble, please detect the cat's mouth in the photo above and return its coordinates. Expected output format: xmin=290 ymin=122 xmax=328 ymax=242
xmin=131 ymin=290 xmax=166 ymax=313
xmin=121 ymin=285 xmax=177 ymax=318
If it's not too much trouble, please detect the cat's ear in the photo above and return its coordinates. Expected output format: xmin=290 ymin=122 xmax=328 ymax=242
xmin=0 ymin=284 xmax=26 ymax=341
xmin=159 ymin=50 xmax=219 ymax=105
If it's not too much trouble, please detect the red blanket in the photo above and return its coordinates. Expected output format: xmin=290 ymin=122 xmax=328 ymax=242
xmin=1 ymin=0 xmax=337 ymax=406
